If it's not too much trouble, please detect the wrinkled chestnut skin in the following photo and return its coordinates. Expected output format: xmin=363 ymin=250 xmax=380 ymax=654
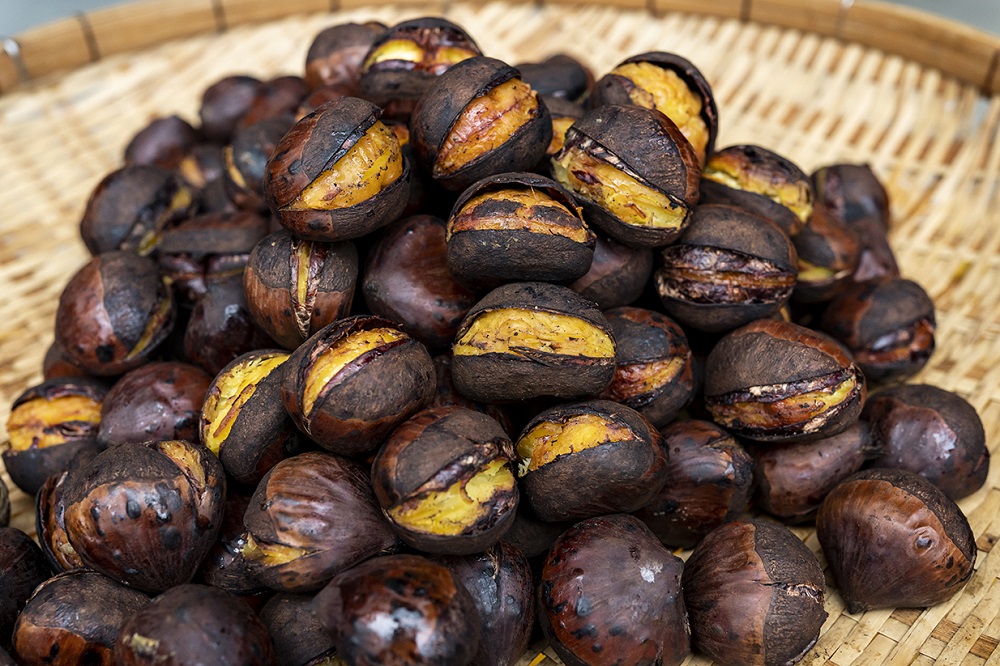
xmin=242 ymin=452 xmax=399 ymax=592
xmin=115 ymin=584 xmax=275 ymax=666
xmin=196 ymin=489 xmax=266 ymax=596
xmin=516 ymin=54 xmax=594 ymax=103
xmin=12 ymin=570 xmax=149 ymax=666
xmin=183 ymin=275 xmax=274 ymax=376
xmin=0 ymin=527 xmax=51 ymax=644
xmin=313 ymin=553 xmax=480 ymax=666
xmin=791 ymin=204 xmax=861 ymax=304
xmin=634 ymin=419 xmax=753 ymax=548
xmin=224 ymin=118 xmax=291 ymax=212
xmin=125 ymin=115 xmax=200 ymax=169
xmin=79 ymin=166 xmax=197 ymax=256
xmin=820 ymin=278 xmax=936 ymax=383
xmin=446 ymin=172 xmax=594 ymax=287
xmin=451 ymin=282 xmax=617 ymax=403
xmin=817 ymin=468 xmax=976 ymax=613
xmin=600 ymin=307 xmax=695 ymax=427
xmin=364 ymin=215 xmax=478 ymax=350
xmin=63 ymin=440 xmax=226 ymax=593
xmin=683 ymin=519 xmax=827 ymax=666
xmin=517 ymin=400 xmax=667 ymax=522
xmin=199 ymin=75 xmax=265 ymax=143
xmin=751 ymin=421 xmax=875 ymax=523
xmin=305 ymin=22 xmax=386 ymax=91
xmin=540 ymin=514 xmax=689 ymax=666
xmin=264 ymin=97 xmax=410 ymax=242
xmin=244 ymin=229 xmax=358 ymax=350
xmin=705 ymin=319 xmax=866 ymax=442
xmin=436 ymin=542 xmax=535 ymax=666
xmin=97 ymin=362 xmax=211 ymax=447
xmin=656 ymin=204 xmax=798 ymax=333
xmin=865 ymin=385 xmax=989 ymax=499
xmin=372 ymin=407 xmax=518 ymax=554
xmin=259 ymin=593 xmax=339 ymax=666
xmin=569 ymin=233 xmax=653 ymax=309
xmin=56 ymin=251 xmax=175 ymax=376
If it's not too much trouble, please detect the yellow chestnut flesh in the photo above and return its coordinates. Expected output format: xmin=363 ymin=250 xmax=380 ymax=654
xmin=240 ymin=533 xmax=311 ymax=566
xmin=6 ymin=395 xmax=102 ymax=451
xmin=362 ymin=39 xmax=476 ymax=71
xmin=606 ymin=357 xmax=686 ymax=400
xmin=159 ymin=440 xmax=208 ymax=491
xmin=547 ymin=116 xmax=576 ymax=156
xmin=448 ymin=188 xmax=589 ymax=242
xmin=453 ymin=309 xmax=614 ymax=359
xmin=703 ymin=155 xmax=813 ymax=225
xmin=202 ymin=353 xmax=289 ymax=455
xmin=710 ymin=376 xmax=858 ymax=432
xmin=516 ymin=413 xmax=633 ymax=476
xmin=303 ymin=328 xmax=406 ymax=415
xmin=125 ymin=285 xmax=173 ymax=360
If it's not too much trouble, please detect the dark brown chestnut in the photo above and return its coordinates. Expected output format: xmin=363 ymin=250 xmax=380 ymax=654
xmin=244 ymin=229 xmax=358 ymax=350
xmin=451 ymin=282 xmax=616 ymax=403
xmin=515 ymin=54 xmax=594 ymax=103
xmin=241 ymin=452 xmax=399 ymax=592
xmin=177 ymin=143 xmax=227 ymax=191
xmin=124 ymin=115 xmax=200 ymax=169
xmin=791 ymin=204 xmax=861 ymax=304
xmin=864 ymin=384 xmax=989 ymax=499
xmin=264 ymin=97 xmax=410 ymax=242
xmin=183 ymin=274 xmax=273 ymax=376
xmin=633 ymin=419 xmax=754 ymax=548
xmin=34 ymin=446 xmax=98 ymax=573
xmin=42 ymin=340 xmax=90 ymax=381
xmin=238 ymin=75 xmax=309 ymax=129
xmin=55 ymin=251 xmax=175 ymax=376
xmin=63 ymin=439 xmax=225 ymax=593
xmin=811 ymin=163 xmax=890 ymax=231
xmin=655 ymin=204 xmax=798 ymax=333
xmin=198 ymin=75 xmax=265 ymax=143
xmin=568 ymin=232 xmax=653 ymax=309
xmin=682 ymin=519 xmax=826 ymax=666
xmin=12 ymin=570 xmax=149 ymax=666
xmin=196 ymin=489 xmax=267 ymax=597
xmin=305 ymin=22 xmax=386 ymax=92
xmin=411 ymin=57 xmax=551 ymax=192
xmin=313 ymin=553 xmax=481 ymax=666
xmin=551 ymin=104 xmax=700 ymax=248
xmin=0 ymin=527 xmax=51 ymax=644
xmin=817 ymin=468 xmax=976 ymax=613
xmin=372 ymin=406 xmax=518 ymax=554
xmin=539 ymin=514 xmax=689 ymax=666
xmin=502 ymin=504 xmax=572 ymax=558
xmin=428 ymin=353 xmax=512 ymax=433
xmin=224 ymin=118 xmax=291 ymax=212
xmin=515 ymin=399 xmax=666 ymax=522
xmin=704 ymin=319 xmax=866 ymax=442
xmin=115 ymin=584 xmax=274 ymax=665
xmin=259 ymin=593 xmax=339 ymax=666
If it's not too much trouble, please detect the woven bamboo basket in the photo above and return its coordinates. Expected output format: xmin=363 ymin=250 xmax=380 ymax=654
xmin=2 ymin=0 xmax=1000 ymax=664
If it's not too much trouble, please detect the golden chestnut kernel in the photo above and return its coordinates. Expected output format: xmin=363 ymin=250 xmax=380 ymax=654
xmin=516 ymin=412 xmax=633 ymax=476
xmin=709 ymin=373 xmax=859 ymax=432
xmin=449 ymin=187 xmax=589 ymax=243
xmin=7 ymin=395 xmax=101 ymax=452
xmin=362 ymin=39 xmax=477 ymax=74
xmin=547 ymin=116 xmax=576 ymax=156
xmin=201 ymin=352 xmax=289 ymax=455
xmin=703 ymin=148 xmax=813 ymax=227
xmin=452 ymin=309 xmax=614 ymax=359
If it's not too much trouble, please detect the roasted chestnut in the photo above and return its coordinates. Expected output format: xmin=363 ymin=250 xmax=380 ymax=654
xmin=791 ymin=204 xmax=861 ymax=303
xmin=516 ymin=54 xmax=593 ymax=103
xmin=0 ymin=527 xmax=51 ymax=644
xmin=34 ymin=447 xmax=98 ymax=573
xmin=817 ymin=468 xmax=976 ymax=613
xmin=633 ymin=419 xmax=753 ymax=548
xmin=569 ymin=232 xmax=653 ymax=309
xmin=864 ymin=384 xmax=989 ymax=499
xmin=682 ymin=519 xmax=826 ymax=666
xmin=281 ymin=315 xmax=435 ymax=456
xmin=313 ymin=553 xmax=481 ymax=666
xmin=41 ymin=340 xmax=90 ymax=381
xmin=428 ymin=353 xmax=512 ymax=433
xmin=539 ymin=514 xmax=689 ymax=666
xmin=451 ymin=282 xmax=616 ymax=403
xmin=516 ymin=399 xmax=666 ymax=522
xmin=63 ymin=439 xmax=225 ymax=593
xmin=115 ymin=584 xmax=274 ymax=665
xmin=198 ymin=75 xmax=265 ymax=143
xmin=372 ymin=406 xmax=518 ymax=554
xmin=446 ymin=172 xmax=594 ymax=287
xmin=264 ymin=97 xmax=410 ymax=242
xmin=241 ymin=452 xmax=399 ymax=592
xmin=704 ymin=319 xmax=866 ymax=442
xmin=224 ymin=118 xmax=291 ymax=211
xmin=502 ymin=504 xmax=572 ymax=558
xmin=124 ymin=115 xmax=200 ymax=169
xmin=655 ymin=204 xmax=798 ymax=333
xmin=55 ymin=251 xmax=175 ymax=376
xmin=244 ymin=229 xmax=358 ymax=350
xmin=305 ymin=22 xmax=386 ymax=92
xmin=238 ymin=75 xmax=309 ymax=129
xmin=196 ymin=489 xmax=266 ymax=597
xmin=183 ymin=275 xmax=274 ymax=376
xmin=410 ymin=57 xmax=551 ymax=192
xmin=551 ymin=104 xmax=700 ymax=248
xmin=12 ymin=570 xmax=149 ymax=666
xmin=259 ymin=593 xmax=339 ymax=666
xmin=177 ymin=143 xmax=227 ymax=191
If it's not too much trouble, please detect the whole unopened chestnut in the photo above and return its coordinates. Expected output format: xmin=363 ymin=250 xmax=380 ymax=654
xmin=124 ymin=115 xmax=200 ymax=169
xmin=551 ymin=104 xmax=700 ymax=248
xmin=198 ymin=75 xmax=265 ymax=143
xmin=682 ymin=519 xmax=826 ymax=666
xmin=305 ymin=22 xmax=386 ymax=91
xmin=97 ymin=362 xmax=211 ymax=447
xmin=55 ymin=251 xmax=175 ymax=376
xmin=12 ymin=570 xmax=149 ymax=666
xmin=363 ymin=215 xmax=478 ymax=350
xmin=516 ymin=54 xmax=593 ymax=103
xmin=281 ymin=315 xmax=435 ymax=456
xmin=241 ymin=452 xmax=399 ymax=592
xmin=865 ymin=384 xmax=989 ymax=499
xmin=817 ymin=468 xmax=976 ymax=613
xmin=655 ymin=204 xmax=798 ymax=333
xmin=259 ymin=593 xmax=339 ymax=666
xmin=224 ymin=118 xmax=291 ymax=211
xmin=63 ymin=439 xmax=225 ymax=593
xmin=820 ymin=278 xmax=935 ymax=383
xmin=791 ymin=204 xmax=861 ymax=304
xmin=115 ymin=584 xmax=274 ymax=665
xmin=633 ymin=419 xmax=753 ymax=548
xmin=451 ymin=282 xmax=616 ymax=403
xmin=0 ymin=527 xmax=51 ymax=643
xmin=183 ymin=275 xmax=274 ymax=376
xmin=569 ymin=233 xmax=653 ymax=309
xmin=516 ymin=399 xmax=666 ymax=522
xmin=704 ymin=319 xmax=865 ymax=442
xmin=244 ymin=229 xmax=358 ymax=350
xmin=264 ymin=97 xmax=410 ymax=242
xmin=313 ymin=553 xmax=481 ymax=666
xmin=540 ymin=514 xmax=689 ymax=666
xmin=372 ymin=406 xmax=518 ymax=554
xmin=411 ymin=57 xmax=551 ymax=192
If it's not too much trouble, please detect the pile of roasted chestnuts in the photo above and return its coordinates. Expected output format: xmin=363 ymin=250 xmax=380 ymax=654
xmin=0 ymin=14 xmax=990 ymax=666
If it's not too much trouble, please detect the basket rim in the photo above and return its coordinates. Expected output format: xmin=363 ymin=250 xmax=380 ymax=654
xmin=1 ymin=0 xmax=999 ymax=96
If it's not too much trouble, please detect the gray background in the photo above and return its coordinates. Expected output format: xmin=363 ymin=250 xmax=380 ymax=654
xmin=2 ymin=0 xmax=999 ymax=36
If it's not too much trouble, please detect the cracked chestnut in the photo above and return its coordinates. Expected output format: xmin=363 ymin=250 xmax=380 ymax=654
xmin=0 ymin=527 xmax=52 ymax=646
xmin=224 ymin=118 xmax=292 ymax=212
xmin=305 ymin=22 xmax=386 ymax=92
xmin=791 ymin=204 xmax=860 ymax=304
xmin=124 ymin=115 xmax=200 ymax=169
xmin=35 ymin=471 xmax=86 ymax=573
xmin=259 ymin=593 xmax=339 ymax=666
xmin=569 ymin=232 xmax=653 ymax=309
